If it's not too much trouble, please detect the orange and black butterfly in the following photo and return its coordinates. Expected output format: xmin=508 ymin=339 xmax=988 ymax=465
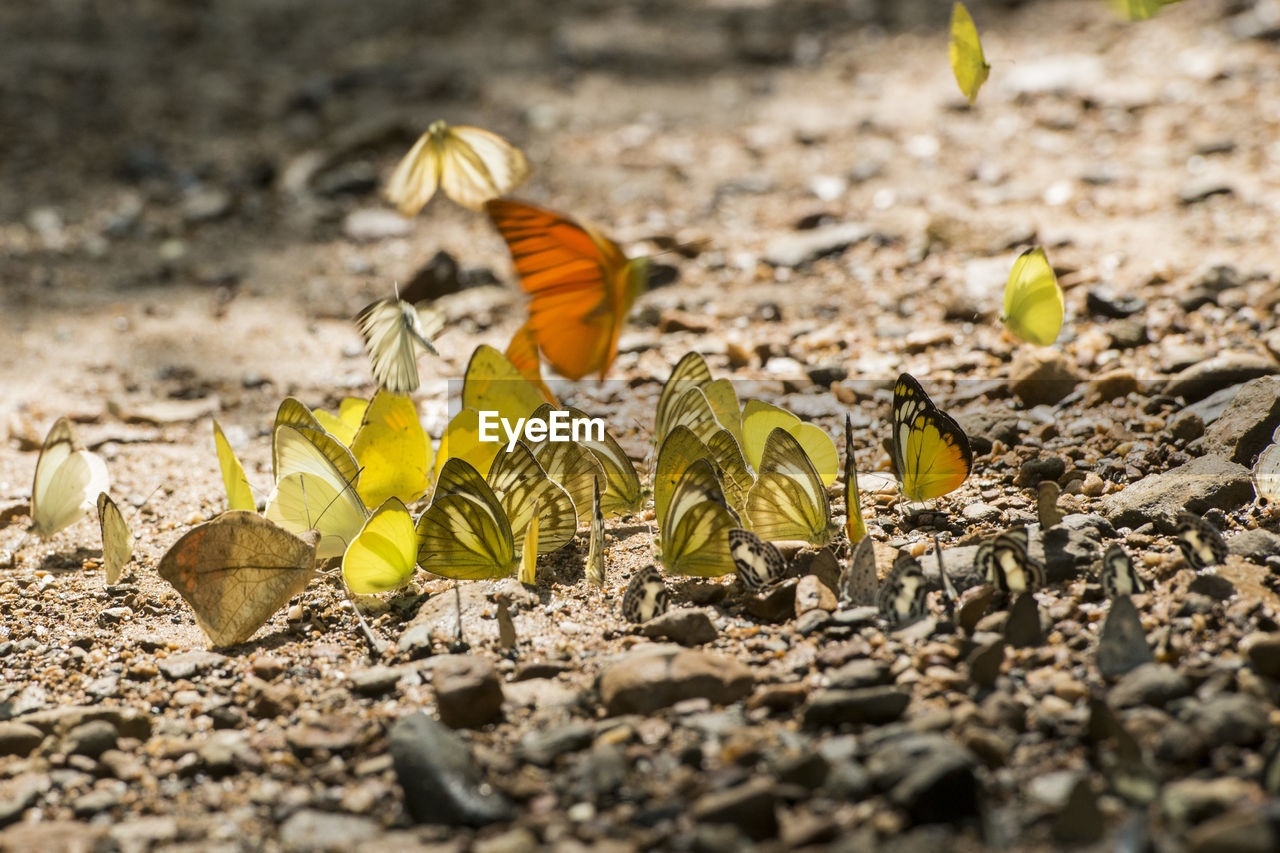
xmin=486 ymin=199 xmax=648 ymax=381
xmin=890 ymin=373 xmax=972 ymax=502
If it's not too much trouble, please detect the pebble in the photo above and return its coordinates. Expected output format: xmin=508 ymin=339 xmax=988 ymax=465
xmin=1230 ymin=530 xmax=1280 ymax=564
xmin=1087 ymin=368 xmax=1141 ymax=402
xmin=157 ymin=650 xmax=226 ymax=681
xmin=640 ymin=608 xmax=718 ymax=646
xmin=1199 ymin=376 xmax=1280 ymax=464
xmin=746 ymin=682 xmax=809 ymax=713
xmin=1168 ymin=410 xmax=1206 ymax=442
xmin=743 ymin=579 xmax=798 ymax=623
xmin=0 ymin=723 xmax=44 ymax=758
xmin=62 ymin=720 xmax=118 ymax=759
xmin=794 ymin=575 xmax=837 ymax=616
xmin=869 ymin=734 xmax=983 ymax=825
xmin=342 ymin=208 xmax=410 ymax=242
xmin=826 ymin=659 xmax=890 ymax=690
xmin=279 ymin=810 xmax=380 ymax=850
xmin=1009 ymin=350 xmax=1080 ymax=406
xmin=598 ymin=647 xmax=754 ymax=715
xmin=961 ymin=502 xmax=1002 ymax=524
xmin=762 ymin=222 xmax=871 ymax=268
xmin=1163 ymin=776 xmax=1257 ymax=825
xmin=388 ymin=712 xmax=514 ymax=827
xmin=1188 ymin=573 xmax=1236 ymax=602
xmin=1178 ymin=695 xmax=1268 ymax=747
xmin=1107 ymin=321 xmax=1148 ymax=351
xmin=1086 ymin=287 xmax=1146 ymax=318
xmin=690 ymin=779 xmax=780 ymax=841
xmin=1100 ymin=454 xmax=1255 ymax=531
xmin=1015 ymin=457 xmax=1066 ymax=488
xmin=1243 ymin=633 xmax=1280 ymax=679
xmin=349 ymin=666 xmax=401 ymax=696
xmin=1109 ymin=663 xmax=1191 ymax=708
xmin=180 ymin=187 xmax=233 ymax=224
xmin=801 ymin=686 xmax=910 ymax=728
xmin=519 ymin=722 xmax=595 ymax=766
xmin=1186 ymin=808 xmax=1278 ymax=853
xmin=432 ymin=655 xmax=504 ymax=729
xmin=1165 ymin=354 xmax=1279 ymax=403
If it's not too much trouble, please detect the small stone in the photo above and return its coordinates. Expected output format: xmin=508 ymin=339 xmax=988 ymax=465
xmin=251 ymin=656 xmax=287 ymax=680
xmin=1015 ymin=457 xmax=1066 ymax=488
xmin=1178 ymin=695 xmax=1269 ymax=748
xmin=97 ymin=607 xmax=132 ymax=626
xmin=0 ymin=723 xmax=44 ymax=758
xmin=1189 ymin=572 xmax=1236 ymax=601
xmin=279 ymin=810 xmax=380 ymax=850
xmin=62 ymin=720 xmax=117 ymax=759
xmin=1108 ymin=322 xmax=1149 ymax=351
xmin=795 ymin=608 xmax=831 ymax=636
xmin=743 ymin=578 xmax=798 ymax=623
xmin=802 ymin=686 xmax=910 ymax=728
xmin=598 ymin=647 xmax=753 ymax=715
xmin=763 ymin=222 xmax=871 ymax=268
xmin=1231 ymin=530 xmax=1280 ymax=564
xmin=961 ymin=502 xmax=1002 ymax=524
xmin=181 ymin=187 xmax=233 ymax=224
xmin=658 ymin=308 xmax=712 ymax=334
xmin=1186 ymin=809 xmax=1278 ymax=853
xmin=691 ymin=779 xmax=779 ymax=841
xmin=747 ymin=682 xmax=809 ymax=713
xmin=640 ymin=608 xmax=718 ymax=646
xmin=1169 ymin=410 xmax=1206 ymax=442
xmin=432 ymin=655 xmax=503 ymax=729
xmin=1164 ymin=777 xmax=1257 ymax=825
xmin=794 ymin=575 xmax=838 ymax=616
xmin=519 ymin=722 xmax=594 ymax=766
xmin=1109 ymin=663 xmax=1191 ymax=709
xmin=1178 ymin=179 xmax=1234 ymax=205
xmin=957 ymin=585 xmax=994 ymax=633
xmin=349 ymin=666 xmax=401 ymax=696
xmin=342 ymin=208 xmax=411 ymax=241
xmin=158 ymin=650 xmax=226 ymax=681
xmin=1088 ymin=368 xmax=1142 ymax=402
xmin=1086 ymin=287 xmax=1146 ymax=319
xmin=388 ymin=712 xmax=514 ymax=827
xmin=876 ymin=737 xmax=983 ymax=826
xmin=826 ymin=659 xmax=890 ymax=690
xmin=1010 ymin=350 xmax=1080 ymax=406
xmin=806 ymin=364 xmax=847 ymax=386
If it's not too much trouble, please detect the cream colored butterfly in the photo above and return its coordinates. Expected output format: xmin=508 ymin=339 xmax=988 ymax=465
xmin=265 ymin=425 xmax=369 ymax=560
xmin=355 ymin=297 xmax=445 ymax=394
xmin=385 ymin=120 xmax=530 ymax=214
xmin=31 ymin=417 xmax=110 ymax=539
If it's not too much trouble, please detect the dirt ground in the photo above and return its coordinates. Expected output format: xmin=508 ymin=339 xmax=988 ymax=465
xmin=3 ymin=0 xmax=1280 ymax=850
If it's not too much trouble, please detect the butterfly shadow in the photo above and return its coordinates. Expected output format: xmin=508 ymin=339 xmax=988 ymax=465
xmin=38 ymin=547 xmax=101 ymax=574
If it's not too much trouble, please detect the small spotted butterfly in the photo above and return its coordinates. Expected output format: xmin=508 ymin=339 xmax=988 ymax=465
xmin=877 ymin=553 xmax=928 ymax=626
xmin=622 ymin=565 xmax=668 ymax=623
xmin=1175 ymin=512 xmax=1227 ymax=570
xmin=728 ymin=528 xmax=787 ymax=591
xmin=978 ymin=527 xmax=1045 ymax=593
xmin=1100 ymin=543 xmax=1147 ymax=598
xmin=839 ymin=536 xmax=878 ymax=608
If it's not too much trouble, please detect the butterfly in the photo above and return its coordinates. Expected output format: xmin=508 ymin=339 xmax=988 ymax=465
xmin=565 ymin=405 xmax=643 ymax=518
xmin=523 ymin=407 xmax=607 ymax=525
xmin=622 ymin=564 xmax=669 ymax=624
xmin=1252 ymin=428 xmax=1280 ymax=505
xmin=890 ymin=373 xmax=973 ymax=503
xmin=342 ymin=497 xmax=419 ymax=595
xmin=312 ymin=397 xmax=369 ymax=446
xmin=1001 ymin=247 xmax=1064 ymax=347
xmin=655 ymin=352 xmax=716 ymax=442
xmin=1110 ymin=0 xmax=1183 ymax=20
xmin=158 ymin=511 xmax=317 ymax=648
xmin=31 ymin=417 xmax=110 ymax=539
xmin=877 ymin=552 xmax=928 ymax=626
xmin=949 ymin=2 xmax=989 ymax=105
xmin=462 ymin=344 xmax=548 ymax=426
xmin=385 ymin=120 xmax=529 ymax=214
xmin=654 ymin=426 xmax=720 ymax=528
xmin=1175 ymin=512 xmax=1227 ymax=570
xmin=655 ymin=353 xmax=743 ymax=445
xmin=745 ymin=428 xmax=836 ymax=546
xmin=844 ymin=414 xmax=868 ymax=545
xmin=1100 ymin=543 xmax=1147 ymax=598
xmin=976 ymin=527 xmax=1044 ymax=593
xmin=658 ymin=459 xmax=738 ymax=577
xmin=505 ymin=323 xmax=559 ymax=406
xmin=486 ymin=439 xmax=576 ymax=555
xmin=96 ymin=493 xmax=133 ymax=585
xmin=350 ymin=390 xmax=433 ymax=508
xmin=355 ymin=297 xmax=445 ymax=394
xmin=727 ymin=528 xmax=787 ymax=591
xmin=415 ymin=457 xmax=516 ymax=580
xmin=518 ymin=516 xmax=539 ymax=586
xmin=213 ymin=420 xmax=257 ymax=512
xmin=486 ymin=199 xmax=648 ymax=380
xmin=839 ymin=536 xmax=878 ymax=608
xmin=436 ymin=408 xmax=502 ymax=482
xmin=741 ymin=399 xmax=838 ymax=487
xmin=265 ymin=425 xmax=369 ymax=560
xmin=586 ymin=477 xmax=605 ymax=588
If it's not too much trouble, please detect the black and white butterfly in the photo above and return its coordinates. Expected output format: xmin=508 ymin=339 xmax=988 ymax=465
xmin=877 ymin=553 xmax=928 ymax=626
xmin=355 ymin=297 xmax=445 ymax=393
xmin=622 ymin=565 xmax=668 ymax=624
xmin=1174 ymin=512 xmax=1227 ymax=570
xmin=976 ymin=527 xmax=1044 ymax=593
xmin=585 ymin=476 xmax=605 ymax=589
xmin=839 ymin=536 xmax=878 ymax=608
xmin=1100 ymin=543 xmax=1147 ymax=598
xmin=728 ymin=528 xmax=787 ymax=591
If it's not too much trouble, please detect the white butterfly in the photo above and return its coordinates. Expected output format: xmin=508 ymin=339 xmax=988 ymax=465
xmin=355 ymin=297 xmax=445 ymax=393
xmin=32 ymin=418 xmax=109 ymax=539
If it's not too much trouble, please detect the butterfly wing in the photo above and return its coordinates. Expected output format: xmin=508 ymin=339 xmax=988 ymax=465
xmin=342 ymin=497 xmax=419 ymax=594
xmin=949 ymin=2 xmax=990 ymax=105
xmin=31 ymin=418 xmax=110 ymax=539
xmin=505 ymin=323 xmax=559 ymax=406
xmin=1253 ymin=442 xmax=1280 ymax=504
xmin=567 ymin=405 xmax=643 ymax=517
xmin=213 ymin=420 xmax=257 ymax=512
xmin=415 ymin=458 xmax=516 ymax=580
xmin=840 ymin=536 xmax=878 ymax=608
xmin=1001 ymin=247 xmax=1064 ymax=346
xmin=487 ymin=440 xmax=577 ymax=554
xmin=438 ymin=124 xmax=530 ymax=211
xmin=486 ymin=199 xmax=645 ymax=380
xmin=745 ymin=428 xmax=833 ymax=546
xmin=728 ymin=528 xmax=786 ymax=591
xmin=384 ymin=126 xmax=443 ymax=216
xmin=654 ymin=426 xmax=714 ymax=526
xmin=891 ymin=373 xmax=973 ymax=502
xmin=436 ymin=408 xmax=502 ymax=482
xmin=462 ymin=344 xmax=547 ymax=425
xmin=265 ymin=426 xmax=368 ymax=559
xmin=844 ymin=414 xmax=868 ymax=545
xmin=355 ymin=298 xmax=442 ymax=394
xmin=97 ymin=492 xmax=133 ymax=585
xmin=351 ymin=391 xmax=433 ymax=508
xmin=656 ymin=352 xmax=713 ymax=442
xmin=585 ymin=477 xmax=605 ymax=588
xmin=659 ymin=460 xmax=737 ymax=578
xmin=877 ymin=553 xmax=928 ymax=625
xmin=1175 ymin=512 xmax=1227 ymax=569
xmin=622 ymin=565 xmax=668 ymax=623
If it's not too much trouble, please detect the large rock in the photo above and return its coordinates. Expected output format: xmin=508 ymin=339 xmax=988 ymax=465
xmin=388 ymin=712 xmax=514 ymax=827
xmin=640 ymin=608 xmax=718 ymax=646
xmin=432 ymin=655 xmax=504 ymax=730
xmin=1010 ymin=350 xmax=1081 ymax=406
xmin=598 ymin=646 xmax=753 ymax=715
xmin=1166 ymin=355 xmax=1279 ymax=403
xmin=1100 ymin=455 xmax=1254 ymax=531
xmin=1199 ymin=377 xmax=1280 ymax=464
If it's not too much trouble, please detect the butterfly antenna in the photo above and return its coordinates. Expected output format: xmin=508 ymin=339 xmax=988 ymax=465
xmin=127 ymin=483 xmax=166 ymax=523
xmin=342 ymin=584 xmax=388 ymax=658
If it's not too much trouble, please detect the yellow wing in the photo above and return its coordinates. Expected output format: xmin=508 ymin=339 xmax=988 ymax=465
xmin=659 ymin=460 xmax=738 ymax=578
xmin=265 ymin=426 xmax=368 ymax=560
xmin=212 ymin=420 xmax=257 ymax=512
xmin=385 ymin=120 xmax=529 ymax=214
xmin=97 ymin=492 xmax=133 ymax=585
xmin=566 ymin=405 xmax=643 ymax=517
xmin=655 ymin=352 xmax=714 ymax=442
xmin=741 ymin=400 xmax=838 ymax=486
xmin=436 ymin=407 xmax=502 ymax=481
xmin=654 ymin=426 xmax=714 ymax=526
xmin=890 ymin=374 xmax=973 ymax=502
xmin=745 ymin=428 xmax=835 ymax=546
xmin=1110 ymin=0 xmax=1182 ymax=20
xmin=351 ymin=391 xmax=433 ymax=508
xmin=1001 ymin=247 xmax=1064 ymax=346
xmin=949 ymin=2 xmax=990 ymax=105
xmin=342 ymin=497 xmax=419 ymax=594
xmin=518 ymin=517 xmax=539 ymax=585
xmin=415 ymin=458 xmax=516 ymax=580
xmin=462 ymin=344 xmax=547 ymax=426
xmin=487 ymin=440 xmax=577 ymax=554
xmin=844 ymin=414 xmax=868 ymax=544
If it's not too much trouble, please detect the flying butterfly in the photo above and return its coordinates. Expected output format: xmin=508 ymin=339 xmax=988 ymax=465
xmin=844 ymin=414 xmax=868 ymax=545
xmin=1100 ymin=543 xmax=1147 ymax=599
xmin=96 ymin=492 xmax=133 ymax=585
xmin=213 ymin=420 xmax=257 ymax=512
xmin=745 ymin=428 xmax=836 ymax=546
xmin=839 ymin=536 xmax=878 ymax=609
xmin=342 ymin=497 xmax=419 ymax=595
xmin=30 ymin=417 xmax=110 ymax=539
xmin=385 ymin=120 xmax=530 ymax=214
xmin=949 ymin=2 xmax=990 ymax=105
xmin=1001 ymin=247 xmax=1064 ymax=347
xmin=890 ymin=373 xmax=973 ymax=503
xmin=659 ymin=459 xmax=738 ymax=578
xmin=505 ymin=323 xmax=559 ymax=406
xmin=877 ymin=552 xmax=929 ymax=626
xmin=486 ymin=199 xmax=648 ymax=380
xmin=415 ymin=457 xmax=516 ymax=580
xmin=486 ymin=439 xmax=577 ymax=555
xmin=1174 ymin=512 xmax=1227 ymax=570
xmin=727 ymin=528 xmax=787 ymax=591
xmin=977 ymin=527 xmax=1045 ymax=593
xmin=622 ymin=564 xmax=669 ymax=624
xmin=355 ymin=297 xmax=445 ymax=395
xmin=585 ymin=477 xmax=605 ymax=588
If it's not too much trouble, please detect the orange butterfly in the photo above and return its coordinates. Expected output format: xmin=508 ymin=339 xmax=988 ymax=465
xmin=504 ymin=323 xmax=558 ymax=405
xmin=486 ymin=199 xmax=648 ymax=381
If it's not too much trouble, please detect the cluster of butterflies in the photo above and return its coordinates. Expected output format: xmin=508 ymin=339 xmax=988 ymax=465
xmin=949 ymin=1 xmax=1186 ymax=106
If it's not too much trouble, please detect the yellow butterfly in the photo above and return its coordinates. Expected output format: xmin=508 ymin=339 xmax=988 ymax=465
xmin=342 ymin=497 xmax=419 ymax=594
xmin=949 ymin=2 xmax=990 ymax=105
xmin=462 ymin=344 xmax=548 ymax=426
xmin=30 ymin=417 xmax=110 ymax=539
xmin=658 ymin=459 xmax=738 ymax=578
xmin=654 ymin=426 xmax=717 ymax=527
xmin=1001 ymin=247 xmax=1064 ymax=346
xmin=741 ymin=400 xmax=838 ymax=487
xmin=654 ymin=353 xmax=742 ymax=445
xmin=355 ymin=298 xmax=444 ymax=394
xmin=271 ymin=397 xmax=327 ymax=482
xmin=97 ymin=492 xmax=133 ymax=585
xmin=265 ymin=425 xmax=369 ymax=560
xmin=890 ymin=373 xmax=973 ymax=503
xmin=655 ymin=352 xmax=714 ymax=441
xmin=565 ymin=405 xmax=643 ymax=517
xmin=518 ymin=516 xmax=539 ymax=585
xmin=486 ymin=439 xmax=576 ymax=555
xmin=745 ymin=428 xmax=836 ymax=546
xmin=213 ymin=420 xmax=257 ymax=513
xmin=312 ymin=397 xmax=369 ymax=448
xmin=523 ymin=404 xmax=607 ymax=523
xmin=415 ymin=457 xmax=516 ymax=580
xmin=436 ymin=408 xmax=502 ymax=481
xmin=385 ymin=120 xmax=530 ymax=214
xmin=350 ymin=391 xmax=433 ymax=508
xmin=844 ymin=415 xmax=868 ymax=545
